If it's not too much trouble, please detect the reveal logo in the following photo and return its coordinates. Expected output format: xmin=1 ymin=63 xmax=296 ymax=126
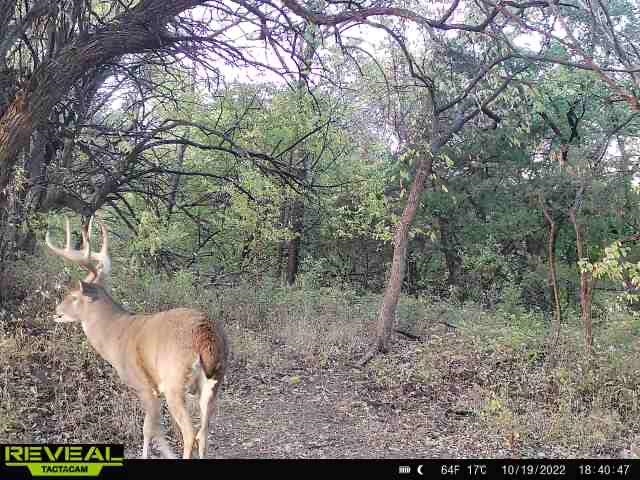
xmin=2 ymin=444 xmax=124 ymax=478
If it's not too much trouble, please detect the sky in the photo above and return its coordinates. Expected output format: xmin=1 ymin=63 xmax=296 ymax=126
xmin=107 ymin=1 xmax=579 ymax=151
xmin=189 ymin=1 xmax=550 ymax=88
xmin=103 ymin=1 xmax=554 ymax=106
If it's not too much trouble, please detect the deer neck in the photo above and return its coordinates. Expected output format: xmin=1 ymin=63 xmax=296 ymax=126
xmin=80 ymin=302 xmax=132 ymax=365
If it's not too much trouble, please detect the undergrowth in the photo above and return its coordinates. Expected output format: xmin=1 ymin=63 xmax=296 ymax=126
xmin=1 ymin=249 xmax=640 ymax=457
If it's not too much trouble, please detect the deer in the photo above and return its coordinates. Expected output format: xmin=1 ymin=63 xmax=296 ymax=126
xmin=44 ymin=216 xmax=229 ymax=459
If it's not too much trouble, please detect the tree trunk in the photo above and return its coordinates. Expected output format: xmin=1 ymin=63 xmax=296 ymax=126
xmin=569 ymin=205 xmax=594 ymax=354
xmin=167 ymin=71 xmax=196 ymax=222
xmin=277 ymin=206 xmax=288 ymax=284
xmin=0 ymin=0 xmax=207 ymax=199
xmin=437 ymin=214 xmax=461 ymax=287
xmin=167 ymin=143 xmax=186 ymax=219
xmin=283 ymin=33 xmax=316 ymax=287
xmin=540 ymin=197 xmax=562 ymax=346
xmin=360 ymin=154 xmax=433 ymax=361
xmin=286 ymin=197 xmax=304 ymax=286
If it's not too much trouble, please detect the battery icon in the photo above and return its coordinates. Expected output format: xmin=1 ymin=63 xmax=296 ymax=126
xmin=399 ymin=466 xmax=411 ymax=474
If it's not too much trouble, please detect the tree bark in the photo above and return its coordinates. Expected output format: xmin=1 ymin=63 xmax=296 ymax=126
xmin=540 ymin=196 xmax=562 ymax=346
xmin=0 ymin=0 xmax=206 ymax=199
xmin=167 ymin=70 xmax=196 ymax=222
xmin=286 ymin=197 xmax=304 ymax=286
xmin=360 ymin=154 xmax=433 ymax=361
xmin=283 ymin=32 xmax=317 ymax=287
xmin=167 ymin=141 xmax=187 ymax=220
xmin=569 ymin=202 xmax=594 ymax=354
xmin=437 ymin=214 xmax=461 ymax=287
xmin=276 ymin=196 xmax=289 ymax=284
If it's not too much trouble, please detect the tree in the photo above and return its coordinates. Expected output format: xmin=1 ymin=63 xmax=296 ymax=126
xmin=494 ymin=0 xmax=640 ymax=111
xmin=0 ymin=1 xmax=334 ymax=270
xmin=529 ymin=66 xmax=640 ymax=353
xmin=0 ymin=1 xmax=215 ymax=197
xmin=281 ymin=0 xmax=537 ymax=361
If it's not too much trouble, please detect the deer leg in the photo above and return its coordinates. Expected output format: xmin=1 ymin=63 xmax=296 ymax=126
xmin=196 ymin=378 xmax=219 ymax=459
xmin=165 ymin=388 xmax=196 ymax=459
xmin=140 ymin=390 xmax=176 ymax=459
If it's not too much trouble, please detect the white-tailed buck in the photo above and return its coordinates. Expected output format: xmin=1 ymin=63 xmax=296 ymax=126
xmin=45 ymin=216 xmax=228 ymax=459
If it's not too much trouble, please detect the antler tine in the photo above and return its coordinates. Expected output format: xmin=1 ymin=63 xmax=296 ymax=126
xmin=83 ymin=216 xmax=93 ymax=248
xmin=84 ymin=216 xmax=112 ymax=283
xmin=94 ymin=218 xmax=111 ymax=278
xmin=65 ymin=217 xmax=71 ymax=250
xmin=81 ymin=218 xmax=99 ymax=283
xmin=80 ymin=221 xmax=90 ymax=258
xmin=46 ymin=217 xmax=70 ymax=257
xmin=45 ymin=216 xmax=98 ymax=282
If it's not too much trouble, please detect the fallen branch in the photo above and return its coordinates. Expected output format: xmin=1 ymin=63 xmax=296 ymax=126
xmin=394 ymin=328 xmax=423 ymax=341
xmin=439 ymin=320 xmax=458 ymax=330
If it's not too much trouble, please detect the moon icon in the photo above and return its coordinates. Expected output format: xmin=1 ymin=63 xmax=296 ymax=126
xmin=417 ymin=464 xmax=423 ymax=475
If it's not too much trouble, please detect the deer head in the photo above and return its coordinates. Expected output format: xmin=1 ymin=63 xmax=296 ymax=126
xmin=45 ymin=216 xmax=113 ymax=323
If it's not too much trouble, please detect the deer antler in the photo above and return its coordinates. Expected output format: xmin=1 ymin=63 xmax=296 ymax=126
xmin=87 ymin=216 xmax=112 ymax=283
xmin=46 ymin=216 xmax=98 ymax=282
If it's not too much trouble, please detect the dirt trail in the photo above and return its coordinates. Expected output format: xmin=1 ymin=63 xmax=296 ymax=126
xmin=203 ymin=367 xmax=442 ymax=459
xmin=139 ymin=355 xmax=519 ymax=460
xmin=3 ymin=319 xmax=635 ymax=460
xmin=142 ymin=347 xmax=635 ymax=460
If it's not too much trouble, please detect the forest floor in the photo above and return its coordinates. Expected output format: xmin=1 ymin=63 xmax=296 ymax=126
xmin=2 ymin=298 xmax=640 ymax=459
xmin=202 ymin=340 xmax=574 ymax=459
xmin=197 ymin=328 xmax=640 ymax=460
xmin=2 ymin=264 xmax=640 ymax=458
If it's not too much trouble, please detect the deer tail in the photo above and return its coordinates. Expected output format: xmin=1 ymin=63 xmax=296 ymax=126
xmin=193 ymin=321 xmax=227 ymax=380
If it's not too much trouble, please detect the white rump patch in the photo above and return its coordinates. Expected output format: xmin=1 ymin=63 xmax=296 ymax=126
xmin=188 ymin=359 xmax=218 ymax=396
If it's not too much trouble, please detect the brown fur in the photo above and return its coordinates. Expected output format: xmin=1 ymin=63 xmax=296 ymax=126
xmin=193 ymin=320 xmax=228 ymax=380
xmin=45 ymin=217 xmax=229 ymax=459
xmin=52 ymin=284 xmax=229 ymax=459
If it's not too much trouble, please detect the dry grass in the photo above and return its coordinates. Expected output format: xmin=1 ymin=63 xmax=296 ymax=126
xmin=2 ymin=252 xmax=640 ymax=458
xmin=405 ymin=302 xmax=640 ymax=457
xmin=0 ymin=254 xmax=377 ymax=456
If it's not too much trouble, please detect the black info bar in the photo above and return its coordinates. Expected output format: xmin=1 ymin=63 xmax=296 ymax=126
xmin=0 ymin=445 xmax=637 ymax=480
